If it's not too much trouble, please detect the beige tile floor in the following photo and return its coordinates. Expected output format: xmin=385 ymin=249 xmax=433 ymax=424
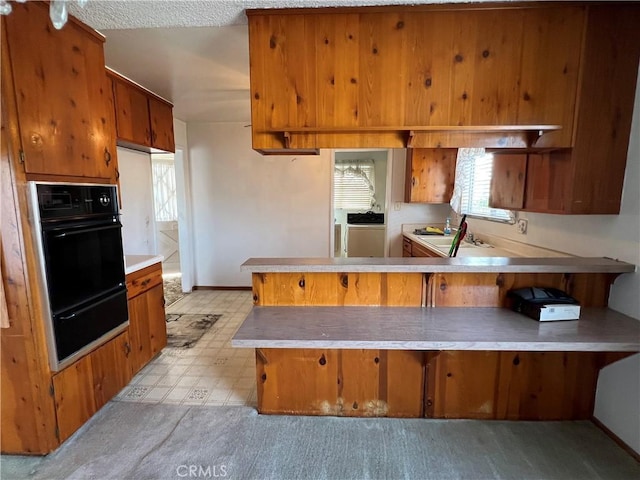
xmin=115 ymin=290 xmax=257 ymax=406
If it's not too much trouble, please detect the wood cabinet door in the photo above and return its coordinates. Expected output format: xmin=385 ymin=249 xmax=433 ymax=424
xmin=5 ymin=2 xmax=115 ymax=179
xmin=128 ymin=283 xmax=167 ymax=374
xmin=402 ymin=237 xmax=412 ymax=257
xmin=489 ymin=153 xmax=526 ymax=210
xmin=149 ymin=97 xmax=175 ymax=152
xmin=52 ymin=331 xmax=131 ymax=443
xmin=405 ymin=148 xmax=457 ymax=203
xmin=411 ymin=242 xmax=441 ymax=258
xmin=111 ymin=75 xmax=151 ymax=147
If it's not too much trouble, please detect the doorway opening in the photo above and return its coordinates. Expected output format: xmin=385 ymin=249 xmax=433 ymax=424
xmin=331 ymin=149 xmax=390 ymax=258
xmin=151 ymin=153 xmax=182 ymax=305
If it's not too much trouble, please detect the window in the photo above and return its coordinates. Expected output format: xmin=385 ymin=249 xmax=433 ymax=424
xmin=451 ymin=148 xmax=513 ymax=222
xmin=334 ymin=159 xmax=376 ymax=210
xmin=151 ymin=157 xmax=178 ymax=222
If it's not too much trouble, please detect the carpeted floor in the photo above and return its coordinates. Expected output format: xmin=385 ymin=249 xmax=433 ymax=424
xmin=2 ymin=402 xmax=639 ymax=480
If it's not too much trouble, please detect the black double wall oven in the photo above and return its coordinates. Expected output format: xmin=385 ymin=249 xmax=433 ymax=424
xmin=29 ymin=182 xmax=129 ymax=371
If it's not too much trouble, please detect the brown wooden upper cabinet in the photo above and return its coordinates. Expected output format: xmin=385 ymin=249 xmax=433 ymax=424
xmin=108 ymin=70 xmax=175 ymax=153
xmin=248 ymin=3 xmax=639 ymax=214
xmin=3 ymin=1 xmax=118 ymax=182
xmin=247 ymin=4 xmax=590 ymax=152
xmin=405 ymin=148 xmax=456 ymax=203
xmin=486 ymin=5 xmax=640 ymax=215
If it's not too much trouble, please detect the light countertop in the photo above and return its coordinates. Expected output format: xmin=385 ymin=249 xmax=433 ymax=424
xmin=403 ymin=227 xmax=573 ymax=259
xmin=232 ymin=306 xmax=640 ymax=352
xmin=124 ymin=255 xmax=164 ymax=275
xmin=241 ymin=257 xmax=635 ymax=274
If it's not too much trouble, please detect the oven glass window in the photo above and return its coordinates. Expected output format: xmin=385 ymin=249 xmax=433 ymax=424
xmin=42 ymin=223 xmax=125 ymax=313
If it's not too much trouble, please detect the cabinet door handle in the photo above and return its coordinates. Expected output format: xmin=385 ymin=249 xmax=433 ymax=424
xmin=141 ymin=278 xmax=151 ymax=287
xmin=124 ymin=342 xmax=131 ymax=357
xmin=104 ymin=148 xmax=111 ymax=166
xmin=412 ymin=177 xmax=416 ymax=187
xmin=115 ymin=168 xmax=120 ymax=181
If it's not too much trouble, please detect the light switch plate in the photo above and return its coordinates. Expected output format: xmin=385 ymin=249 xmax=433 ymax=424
xmin=516 ymin=219 xmax=528 ymax=234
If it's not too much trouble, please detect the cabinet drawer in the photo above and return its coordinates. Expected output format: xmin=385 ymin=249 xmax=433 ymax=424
xmin=126 ymin=263 xmax=163 ymax=300
xmin=402 ymin=237 xmax=413 ymax=257
xmin=412 ymin=242 xmax=442 ymax=258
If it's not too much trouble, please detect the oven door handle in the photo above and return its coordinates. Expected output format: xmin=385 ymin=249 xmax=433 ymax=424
xmin=57 ymin=288 xmax=126 ymax=321
xmin=52 ymin=223 xmax=121 ymax=238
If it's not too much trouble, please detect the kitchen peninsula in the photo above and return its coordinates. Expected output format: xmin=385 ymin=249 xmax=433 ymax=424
xmin=233 ymin=257 xmax=639 ymax=419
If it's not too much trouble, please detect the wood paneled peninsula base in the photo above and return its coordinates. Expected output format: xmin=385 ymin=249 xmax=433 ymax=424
xmin=233 ymin=257 xmax=639 ymax=420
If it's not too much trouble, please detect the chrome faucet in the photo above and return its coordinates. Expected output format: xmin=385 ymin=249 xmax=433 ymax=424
xmin=466 ymin=232 xmax=475 ymax=244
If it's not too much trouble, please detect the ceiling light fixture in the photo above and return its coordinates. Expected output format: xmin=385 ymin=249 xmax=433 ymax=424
xmin=0 ymin=0 xmax=87 ymax=29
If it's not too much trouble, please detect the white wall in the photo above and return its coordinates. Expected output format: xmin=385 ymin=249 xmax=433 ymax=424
xmin=173 ymin=118 xmax=195 ymax=291
xmin=465 ymin=73 xmax=640 ymax=453
xmin=187 ymin=122 xmax=332 ymax=287
xmin=117 ymin=147 xmax=156 ymax=255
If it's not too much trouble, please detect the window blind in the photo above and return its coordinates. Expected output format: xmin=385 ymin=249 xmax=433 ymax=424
xmin=334 ymin=160 xmax=376 ymax=210
xmin=455 ymin=149 xmax=512 ymax=222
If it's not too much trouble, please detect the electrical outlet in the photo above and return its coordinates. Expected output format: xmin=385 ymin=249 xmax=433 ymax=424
xmin=516 ymin=219 xmax=528 ymax=234
xmin=394 ymin=202 xmax=402 ymax=211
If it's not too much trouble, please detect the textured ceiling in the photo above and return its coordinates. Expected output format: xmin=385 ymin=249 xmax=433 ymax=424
xmin=69 ymin=0 xmax=491 ymax=30
xmin=66 ymin=0 xmax=520 ymax=123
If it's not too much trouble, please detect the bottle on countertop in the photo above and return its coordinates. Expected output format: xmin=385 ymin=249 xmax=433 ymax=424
xmin=444 ymin=217 xmax=452 ymax=236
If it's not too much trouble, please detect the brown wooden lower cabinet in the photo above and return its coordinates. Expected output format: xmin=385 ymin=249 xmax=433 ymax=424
xmin=250 ymin=270 xmax=632 ymax=420
xmin=425 ymin=350 xmax=631 ymax=420
xmin=256 ymin=348 xmax=424 ymax=417
xmin=52 ymin=331 xmax=132 ymax=443
xmin=253 ymin=347 xmax=631 ymax=420
xmin=126 ymin=263 xmax=167 ymax=375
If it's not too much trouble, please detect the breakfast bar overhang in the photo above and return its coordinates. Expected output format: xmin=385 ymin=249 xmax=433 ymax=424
xmin=233 ymin=257 xmax=639 ymax=419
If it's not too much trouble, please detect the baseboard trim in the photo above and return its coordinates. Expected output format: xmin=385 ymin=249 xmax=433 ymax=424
xmin=193 ymin=286 xmax=252 ymax=291
xmin=591 ymin=416 xmax=640 ymax=462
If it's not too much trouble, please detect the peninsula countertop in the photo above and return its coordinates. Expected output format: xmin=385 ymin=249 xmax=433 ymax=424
xmin=241 ymin=257 xmax=635 ymax=274
xmin=232 ymin=306 xmax=640 ymax=352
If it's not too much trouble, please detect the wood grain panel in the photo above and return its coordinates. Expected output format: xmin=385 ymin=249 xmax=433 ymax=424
xmin=405 ymin=148 xmax=456 ymax=204
xmin=257 ymin=348 xmax=423 ymax=416
xmin=149 ymin=96 xmax=175 ymax=152
xmin=127 ymin=292 xmax=151 ymax=374
xmin=253 ymin=272 xmax=423 ymax=306
xmin=489 ymin=153 xmax=526 ymax=210
xmin=257 ymin=348 xmax=339 ymax=415
xmin=53 ymin=331 xmax=131 ymax=443
xmin=385 ymin=350 xmax=424 ymax=417
xmin=338 ymin=349 xmax=382 ymax=416
xmin=127 ymin=262 xmax=167 ymax=374
xmin=427 ymin=350 xmax=613 ymax=420
xmin=147 ymin=284 xmax=168 ymax=356
xmin=314 ymin=13 xmax=360 ymax=147
xmin=52 ymin=355 xmax=96 ymax=443
xmin=517 ymin=7 xmax=584 ymax=148
xmin=1 ymin=22 xmax=59 ymax=453
xmin=495 ymin=351 xmax=601 ymax=420
xmin=433 ymin=273 xmax=500 ymax=307
xmin=5 ymin=2 xmax=114 ymax=179
xmin=523 ymin=151 xmax=572 ymax=213
xmin=569 ymin=5 xmax=640 ymax=214
xmin=467 ymin=10 xmax=523 ymax=126
xmin=426 ymin=351 xmax=501 ymax=419
xmin=90 ymin=331 xmax=132 ymax=408
xmin=448 ymin=10 xmax=478 ymax=127
xmin=111 ymin=74 xmax=151 ymax=147
xmin=403 ymin=12 xmax=454 ymax=126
